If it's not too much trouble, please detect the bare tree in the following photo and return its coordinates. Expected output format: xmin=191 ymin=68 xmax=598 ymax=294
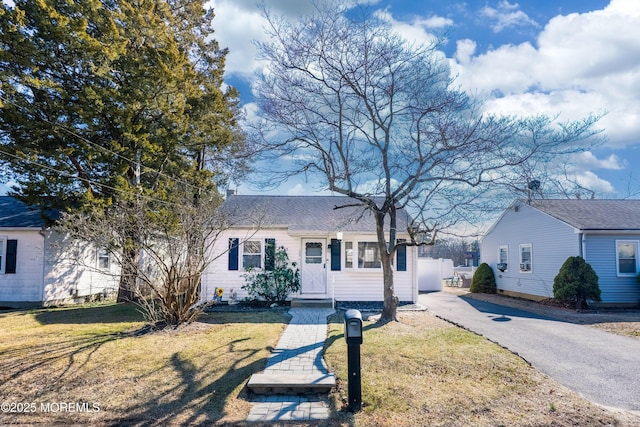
xmin=57 ymin=189 xmax=230 ymax=328
xmin=251 ymin=2 xmax=601 ymax=321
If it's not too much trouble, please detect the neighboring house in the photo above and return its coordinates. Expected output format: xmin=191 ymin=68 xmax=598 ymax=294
xmin=202 ymin=195 xmax=418 ymax=303
xmin=481 ymin=199 xmax=640 ymax=307
xmin=0 ymin=196 xmax=119 ymax=308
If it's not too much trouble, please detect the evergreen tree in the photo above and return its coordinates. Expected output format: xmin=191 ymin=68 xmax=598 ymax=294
xmin=0 ymin=0 xmax=245 ymax=301
xmin=553 ymin=256 xmax=601 ymax=309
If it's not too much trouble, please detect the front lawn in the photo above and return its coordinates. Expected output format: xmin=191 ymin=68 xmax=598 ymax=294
xmin=0 ymin=303 xmax=286 ymax=425
xmin=1 ymin=304 xmax=638 ymax=426
xmin=324 ymin=311 xmax=639 ymax=427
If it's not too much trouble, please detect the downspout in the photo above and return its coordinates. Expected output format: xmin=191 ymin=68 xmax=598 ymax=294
xmin=416 ymin=246 xmax=420 ymax=304
xmin=579 ymin=232 xmax=586 ymax=259
xmin=38 ymin=228 xmax=47 ymax=304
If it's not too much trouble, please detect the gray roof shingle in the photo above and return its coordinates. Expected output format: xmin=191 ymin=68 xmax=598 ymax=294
xmin=223 ymin=195 xmax=411 ymax=234
xmin=529 ymin=199 xmax=640 ymax=230
xmin=0 ymin=196 xmax=46 ymax=228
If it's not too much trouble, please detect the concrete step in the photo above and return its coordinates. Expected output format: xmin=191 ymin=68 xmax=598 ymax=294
xmin=247 ymin=373 xmax=336 ymax=395
xmin=290 ymin=298 xmax=333 ymax=308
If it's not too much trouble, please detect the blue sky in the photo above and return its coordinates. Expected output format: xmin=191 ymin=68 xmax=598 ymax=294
xmin=210 ymin=0 xmax=640 ymax=198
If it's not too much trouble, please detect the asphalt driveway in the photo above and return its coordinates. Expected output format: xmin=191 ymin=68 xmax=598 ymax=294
xmin=419 ymin=291 xmax=640 ymax=412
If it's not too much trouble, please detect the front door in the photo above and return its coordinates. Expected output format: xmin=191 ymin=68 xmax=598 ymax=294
xmin=301 ymin=239 xmax=327 ymax=294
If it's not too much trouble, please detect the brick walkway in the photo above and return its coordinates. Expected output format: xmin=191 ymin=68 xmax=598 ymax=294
xmin=246 ymin=308 xmax=335 ymax=423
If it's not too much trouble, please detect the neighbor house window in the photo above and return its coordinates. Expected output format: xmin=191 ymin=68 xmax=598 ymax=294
xmin=519 ymin=244 xmax=532 ymax=272
xmin=498 ymin=245 xmax=508 ymax=271
xmin=0 ymin=237 xmax=17 ymax=274
xmin=616 ymin=240 xmax=638 ymax=276
xmin=243 ymin=240 xmax=262 ymax=269
xmin=97 ymin=248 xmax=110 ymax=270
xmin=358 ymin=242 xmax=381 ymax=269
xmin=344 ymin=241 xmax=353 ymax=268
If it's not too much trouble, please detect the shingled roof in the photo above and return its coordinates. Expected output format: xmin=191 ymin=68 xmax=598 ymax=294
xmin=223 ymin=195 xmax=411 ymax=234
xmin=528 ymin=199 xmax=640 ymax=231
xmin=0 ymin=196 xmax=46 ymax=228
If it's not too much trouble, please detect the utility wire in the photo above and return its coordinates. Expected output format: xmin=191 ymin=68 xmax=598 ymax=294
xmin=0 ymin=94 xmax=210 ymax=194
xmin=0 ymin=146 xmax=187 ymax=207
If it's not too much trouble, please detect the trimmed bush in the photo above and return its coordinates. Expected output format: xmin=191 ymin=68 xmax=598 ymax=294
xmin=553 ymin=256 xmax=601 ymax=309
xmin=242 ymin=246 xmax=300 ymax=305
xmin=470 ymin=263 xmax=497 ymax=294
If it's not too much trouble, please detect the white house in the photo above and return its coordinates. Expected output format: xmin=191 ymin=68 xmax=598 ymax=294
xmin=481 ymin=199 xmax=640 ymax=307
xmin=0 ymin=196 xmax=119 ymax=308
xmin=201 ymin=195 xmax=418 ymax=304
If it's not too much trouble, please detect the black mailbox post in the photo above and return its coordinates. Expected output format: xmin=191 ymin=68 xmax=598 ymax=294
xmin=344 ymin=309 xmax=362 ymax=412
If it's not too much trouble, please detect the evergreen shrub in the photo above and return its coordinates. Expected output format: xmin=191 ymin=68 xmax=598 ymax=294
xmin=470 ymin=263 xmax=497 ymax=294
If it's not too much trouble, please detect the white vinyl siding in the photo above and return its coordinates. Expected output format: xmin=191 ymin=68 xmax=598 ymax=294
xmin=203 ymin=230 xmax=417 ymax=303
xmin=481 ymin=202 xmax=578 ymax=299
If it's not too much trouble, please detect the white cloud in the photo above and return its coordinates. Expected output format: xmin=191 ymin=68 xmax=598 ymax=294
xmin=373 ymin=9 xmax=447 ymax=46
xmin=574 ymin=171 xmax=616 ymax=194
xmin=454 ymin=0 xmax=640 ymax=148
xmin=480 ymin=1 xmax=538 ymax=33
xmin=454 ymin=39 xmax=476 ymax=65
xmin=572 ymin=152 xmax=625 ymax=170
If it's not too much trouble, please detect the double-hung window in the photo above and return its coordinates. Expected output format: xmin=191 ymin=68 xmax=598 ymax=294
xmin=616 ymin=240 xmax=639 ymax=276
xmin=97 ymin=248 xmax=110 ymax=270
xmin=498 ymin=245 xmax=508 ymax=271
xmin=358 ymin=242 xmax=381 ymax=269
xmin=519 ymin=244 xmax=532 ymax=273
xmin=0 ymin=237 xmax=17 ymax=274
xmin=344 ymin=242 xmax=354 ymax=268
xmin=243 ymin=240 xmax=262 ymax=269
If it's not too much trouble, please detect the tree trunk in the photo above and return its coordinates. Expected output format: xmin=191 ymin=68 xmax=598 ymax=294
xmin=117 ymin=245 xmax=139 ymax=302
xmin=376 ymin=210 xmax=399 ymax=322
xmin=380 ymin=253 xmax=399 ymax=321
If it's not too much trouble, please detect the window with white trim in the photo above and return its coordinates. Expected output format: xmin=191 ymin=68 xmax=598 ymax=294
xmin=344 ymin=241 xmax=353 ymax=268
xmin=498 ymin=245 xmax=508 ymax=271
xmin=519 ymin=244 xmax=532 ymax=273
xmin=97 ymin=248 xmax=110 ymax=270
xmin=243 ymin=240 xmax=262 ymax=269
xmin=616 ymin=240 xmax=638 ymax=276
xmin=358 ymin=242 xmax=381 ymax=269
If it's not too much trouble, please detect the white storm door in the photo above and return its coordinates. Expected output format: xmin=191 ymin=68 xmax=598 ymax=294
xmin=301 ymin=239 xmax=327 ymax=294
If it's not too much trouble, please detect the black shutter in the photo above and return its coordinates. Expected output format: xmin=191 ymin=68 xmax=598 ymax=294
xmin=265 ymin=238 xmax=276 ymax=271
xmin=5 ymin=239 xmax=17 ymax=274
xmin=228 ymin=238 xmax=239 ymax=271
xmin=396 ymin=242 xmax=407 ymax=272
xmin=330 ymin=238 xmax=341 ymax=271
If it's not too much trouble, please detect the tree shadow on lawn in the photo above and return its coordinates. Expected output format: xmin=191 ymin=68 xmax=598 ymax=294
xmin=0 ymin=332 xmax=125 ymax=387
xmin=2 ymin=307 xmax=286 ymax=426
xmin=111 ymin=340 xmax=274 ymax=426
